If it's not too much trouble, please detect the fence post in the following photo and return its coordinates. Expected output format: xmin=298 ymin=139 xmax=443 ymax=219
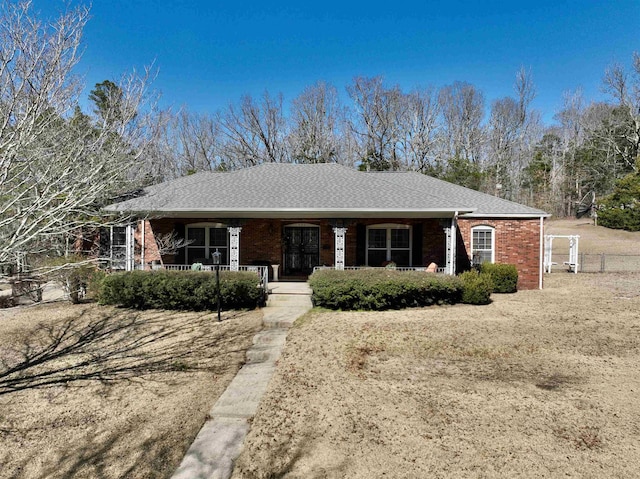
xmin=600 ymin=253 xmax=605 ymax=273
xmin=580 ymin=252 xmax=584 ymax=272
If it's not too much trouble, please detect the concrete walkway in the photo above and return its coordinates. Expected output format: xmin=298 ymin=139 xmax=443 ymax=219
xmin=171 ymin=282 xmax=312 ymax=479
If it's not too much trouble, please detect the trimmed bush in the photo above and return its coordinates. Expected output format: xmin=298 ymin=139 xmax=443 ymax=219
xmin=309 ymin=269 xmax=463 ymax=311
xmin=479 ymin=263 xmax=518 ymax=293
xmin=98 ymin=270 xmax=264 ymax=311
xmin=459 ymin=270 xmax=493 ymax=305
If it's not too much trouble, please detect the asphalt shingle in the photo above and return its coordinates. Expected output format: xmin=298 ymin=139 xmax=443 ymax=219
xmin=105 ymin=163 xmax=548 ymax=217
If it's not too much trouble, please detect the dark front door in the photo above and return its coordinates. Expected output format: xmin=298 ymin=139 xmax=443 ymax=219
xmin=283 ymin=227 xmax=320 ymax=276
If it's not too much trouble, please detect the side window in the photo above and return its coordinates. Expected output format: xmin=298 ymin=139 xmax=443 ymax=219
xmin=471 ymin=226 xmax=495 ymax=265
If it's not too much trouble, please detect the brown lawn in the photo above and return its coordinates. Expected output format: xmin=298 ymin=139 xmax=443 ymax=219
xmin=232 ymin=220 xmax=640 ymax=478
xmin=2 ymin=219 xmax=639 ymax=478
xmin=233 ymin=273 xmax=640 ymax=478
xmin=0 ymin=304 xmax=262 ymax=479
xmin=546 ymin=218 xmax=640 ymax=254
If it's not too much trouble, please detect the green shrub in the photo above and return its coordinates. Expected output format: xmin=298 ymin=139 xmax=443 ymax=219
xmin=459 ymin=270 xmax=493 ymax=305
xmin=598 ymin=170 xmax=640 ymax=232
xmin=98 ymin=270 xmax=264 ymax=311
xmin=308 ymin=269 xmax=463 ymax=311
xmin=479 ymin=263 xmax=518 ymax=293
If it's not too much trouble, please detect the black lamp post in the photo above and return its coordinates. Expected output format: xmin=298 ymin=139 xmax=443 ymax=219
xmin=212 ymin=248 xmax=221 ymax=322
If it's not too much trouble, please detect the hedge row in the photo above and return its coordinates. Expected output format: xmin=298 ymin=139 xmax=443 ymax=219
xmin=309 ymin=269 xmax=465 ymax=310
xmin=99 ymin=270 xmax=265 ymax=310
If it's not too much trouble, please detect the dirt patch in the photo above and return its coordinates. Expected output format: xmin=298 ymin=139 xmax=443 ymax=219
xmin=0 ymin=303 xmax=263 ymax=479
xmin=232 ymin=273 xmax=640 ymax=478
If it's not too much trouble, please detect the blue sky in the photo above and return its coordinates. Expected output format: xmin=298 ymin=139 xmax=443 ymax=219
xmin=34 ymin=0 xmax=639 ymax=124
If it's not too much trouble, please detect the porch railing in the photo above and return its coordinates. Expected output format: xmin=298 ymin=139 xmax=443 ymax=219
xmin=313 ymin=266 xmax=447 ymax=274
xmin=159 ymin=264 xmax=269 ymax=291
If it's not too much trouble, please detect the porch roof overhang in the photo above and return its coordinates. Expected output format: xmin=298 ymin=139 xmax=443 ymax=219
xmin=129 ymin=207 xmax=475 ymax=219
xmin=460 ymin=212 xmax=552 ymax=219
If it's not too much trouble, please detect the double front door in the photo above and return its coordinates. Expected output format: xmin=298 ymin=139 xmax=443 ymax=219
xmin=283 ymin=226 xmax=319 ymax=276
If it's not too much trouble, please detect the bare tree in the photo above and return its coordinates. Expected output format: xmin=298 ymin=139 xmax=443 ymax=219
xmin=487 ymin=68 xmax=540 ymax=199
xmin=347 ymin=76 xmax=406 ymax=170
xmin=169 ymin=109 xmax=223 ymax=174
xmin=154 ymin=231 xmax=193 ymax=256
xmin=600 ymin=53 xmax=640 ymax=172
xmin=0 ymin=1 xmax=158 ymax=269
xmin=288 ymin=81 xmax=342 ymax=164
xmin=438 ymin=81 xmax=485 ymax=164
xmin=398 ymin=87 xmax=441 ymax=173
xmin=218 ymin=91 xmax=288 ymax=167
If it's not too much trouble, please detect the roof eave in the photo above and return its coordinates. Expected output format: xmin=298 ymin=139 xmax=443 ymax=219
xmin=104 ymin=207 xmax=476 ymax=219
xmin=460 ymin=212 xmax=551 ymax=219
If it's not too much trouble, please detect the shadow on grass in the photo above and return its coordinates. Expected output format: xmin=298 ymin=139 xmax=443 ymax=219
xmin=0 ymin=306 xmax=251 ymax=396
xmin=3 ymin=420 xmax=180 ymax=479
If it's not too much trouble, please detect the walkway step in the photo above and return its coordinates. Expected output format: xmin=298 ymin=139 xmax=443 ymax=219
xmin=245 ymin=345 xmax=282 ymax=364
xmin=267 ymin=294 xmax=312 ymax=308
xmin=252 ymin=329 xmax=288 ymax=347
xmin=268 ymin=282 xmax=312 ymax=295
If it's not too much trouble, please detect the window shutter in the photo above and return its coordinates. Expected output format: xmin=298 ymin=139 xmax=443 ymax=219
xmin=356 ymin=223 xmax=366 ymax=266
xmin=412 ymin=223 xmax=423 ymax=266
xmin=174 ymin=223 xmax=186 ymax=264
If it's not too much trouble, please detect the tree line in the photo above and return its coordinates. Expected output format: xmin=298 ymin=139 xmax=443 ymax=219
xmin=2 ymin=1 xmax=639 ymax=270
xmin=147 ymin=63 xmax=639 ymax=220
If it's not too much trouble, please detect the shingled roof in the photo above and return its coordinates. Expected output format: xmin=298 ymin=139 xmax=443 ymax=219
xmin=105 ymin=163 xmax=548 ymax=218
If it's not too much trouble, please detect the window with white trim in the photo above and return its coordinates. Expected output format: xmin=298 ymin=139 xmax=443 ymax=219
xmin=367 ymin=224 xmax=411 ymax=266
xmin=471 ymin=225 xmax=495 ymax=265
xmin=185 ymin=224 xmax=228 ymax=264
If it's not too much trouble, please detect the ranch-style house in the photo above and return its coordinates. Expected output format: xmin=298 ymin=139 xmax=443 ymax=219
xmin=102 ymin=163 xmax=550 ymax=289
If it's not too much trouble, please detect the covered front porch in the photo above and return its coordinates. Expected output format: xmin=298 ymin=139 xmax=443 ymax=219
xmin=137 ymin=216 xmax=470 ymax=281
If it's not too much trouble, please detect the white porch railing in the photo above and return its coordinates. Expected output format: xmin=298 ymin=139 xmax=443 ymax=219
xmin=312 ymin=266 xmax=447 ymax=274
xmin=160 ymin=264 xmax=269 ymax=290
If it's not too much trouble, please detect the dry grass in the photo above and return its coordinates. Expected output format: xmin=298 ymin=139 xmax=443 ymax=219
xmin=0 ymin=303 xmax=263 ymax=479
xmin=233 ymin=261 xmax=640 ymax=478
xmin=546 ymin=218 xmax=640 ymax=254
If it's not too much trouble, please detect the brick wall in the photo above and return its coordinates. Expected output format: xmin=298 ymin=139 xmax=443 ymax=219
xmin=142 ymin=216 xmax=543 ymax=289
xmin=134 ymin=220 xmax=162 ymax=269
xmin=457 ymin=217 xmax=543 ymax=290
xmin=145 ymin=217 xmax=454 ymax=271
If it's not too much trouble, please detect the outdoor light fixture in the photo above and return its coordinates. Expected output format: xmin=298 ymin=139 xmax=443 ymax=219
xmin=212 ymin=249 xmax=221 ymax=322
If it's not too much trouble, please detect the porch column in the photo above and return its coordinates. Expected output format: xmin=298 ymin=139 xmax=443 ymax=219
xmin=125 ymin=224 xmax=135 ymax=271
xmin=228 ymin=226 xmax=242 ymax=271
xmin=443 ymin=216 xmax=457 ymax=276
xmin=450 ymin=216 xmax=457 ymax=275
xmin=333 ymin=227 xmax=347 ymax=270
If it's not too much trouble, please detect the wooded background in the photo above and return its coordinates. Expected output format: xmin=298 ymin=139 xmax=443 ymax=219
xmin=2 ymin=2 xmax=639 ymax=267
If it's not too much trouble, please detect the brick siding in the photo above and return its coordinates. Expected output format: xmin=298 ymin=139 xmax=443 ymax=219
xmin=141 ymin=216 xmax=543 ymax=289
xmin=457 ymin=217 xmax=543 ymax=290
